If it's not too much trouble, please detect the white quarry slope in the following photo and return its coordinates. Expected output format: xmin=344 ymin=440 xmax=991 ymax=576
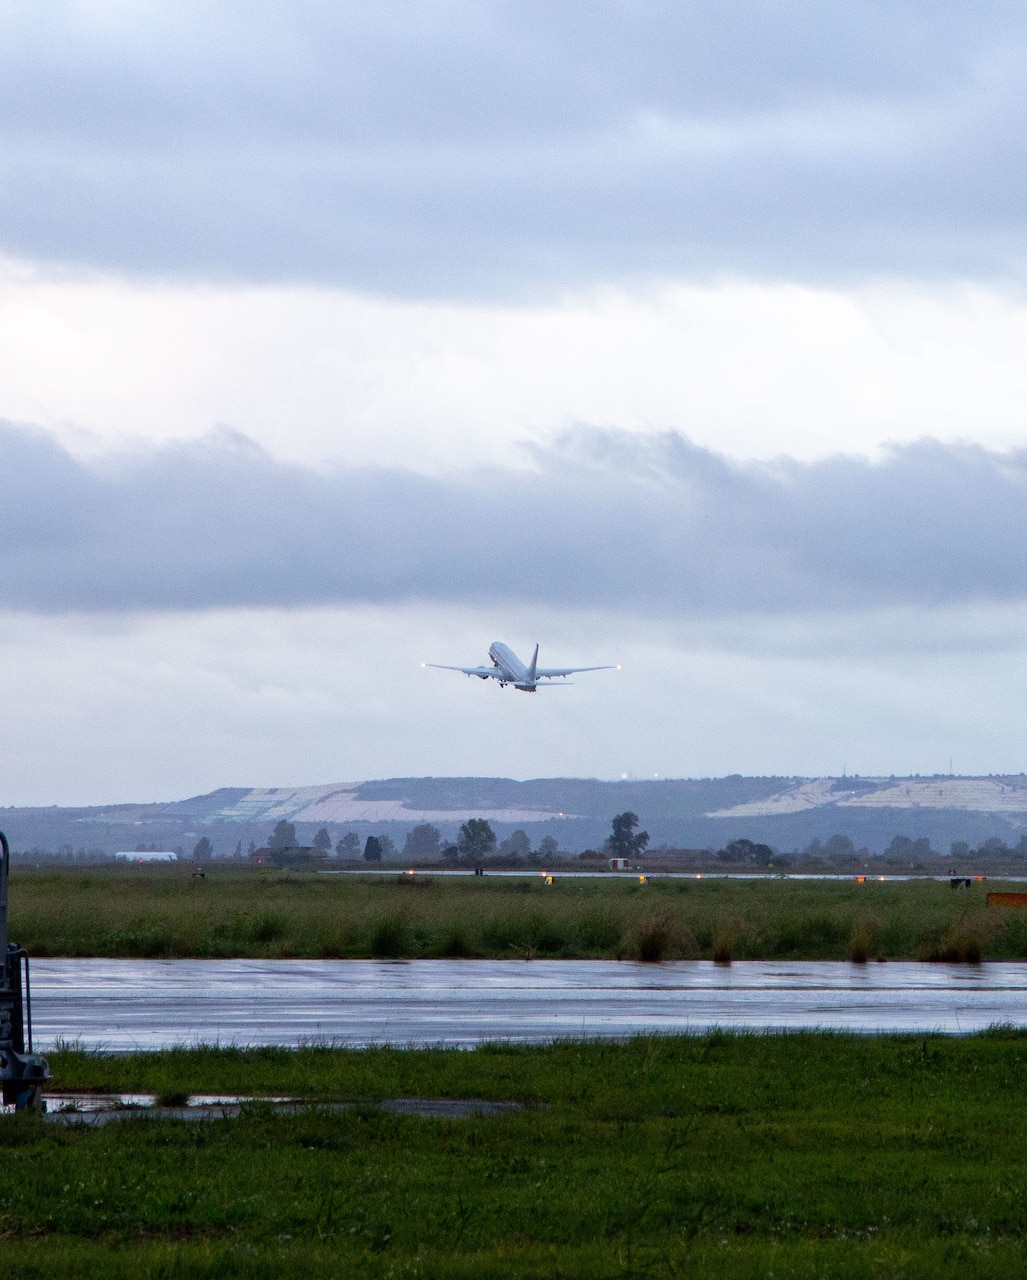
xmin=704 ymin=778 xmax=840 ymax=818
xmin=706 ymin=776 xmax=1027 ymax=819
xmin=213 ymin=784 xmax=571 ymax=826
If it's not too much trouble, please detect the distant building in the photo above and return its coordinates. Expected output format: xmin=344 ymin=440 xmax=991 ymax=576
xmin=609 ymin=857 xmax=630 ymax=871
xmin=250 ymin=845 xmax=327 ymax=869
xmin=115 ymin=851 xmax=177 ymax=862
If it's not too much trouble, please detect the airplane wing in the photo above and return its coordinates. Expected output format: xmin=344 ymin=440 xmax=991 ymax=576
xmin=425 ymin=664 xmax=502 ymax=678
xmin=535 ymin=665 xmax=618 ymax=679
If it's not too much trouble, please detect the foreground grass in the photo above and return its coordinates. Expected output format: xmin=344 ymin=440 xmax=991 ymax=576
xmin=1 ymin=1033 xmax=1026 ymax=1277
xmin=10 ymin=866 xmax=1027 ymax=961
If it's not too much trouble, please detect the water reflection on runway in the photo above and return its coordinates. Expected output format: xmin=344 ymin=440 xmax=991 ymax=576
xmin=28 ymin=959 xmax=1027 ymax=1051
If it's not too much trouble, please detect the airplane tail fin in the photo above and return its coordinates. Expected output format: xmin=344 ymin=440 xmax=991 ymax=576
xmin=527 ymin=643 xmax=539 ymax=685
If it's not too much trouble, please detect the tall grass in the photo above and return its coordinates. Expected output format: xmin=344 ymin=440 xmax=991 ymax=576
xmin=9 ymin=866 xmax=1027 ymax=960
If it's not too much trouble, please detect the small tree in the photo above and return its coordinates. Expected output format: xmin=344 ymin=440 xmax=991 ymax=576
xmin=336 ymin=832 xmax=361 ymax=858
xmin=364 ymin=835 xmax=383 ymax=862
xmin=499 ymin=829 xmax=531 ymax=858
xmin=233 ymin=840 xmax=242 ymax=859
xmin=269 ymin=820 xmax=297 ymax=851
xmin=605 ymin=812 xmax=649 ymax=861
xmin=379 ymin=833 xmax=396 ymax=859
xmin=538 ymin=835 xmax=559 ymax=857
xmin=192 ymin=836 xmax=213 ymax=860
xmin=247 ymin=840 xmax=257 ymax=856
xmin=312 ymin=827 xmax=333 ymax=854
xmin=458 ymin=819 xmax=496 ymax=864
xmin=404 ymin=823 xmax=442 ymax=860
xmin=718 ymin=838 xmax=773 ymax=866
xmin=883 ymin=834 xmax=933 ymax=859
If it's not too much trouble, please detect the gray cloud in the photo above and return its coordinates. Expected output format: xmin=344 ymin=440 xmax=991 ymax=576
xmin=3 ymin=420 xmax=1027 ymax=616
xmin=0 ymin=3 xmax=1025 ymax=293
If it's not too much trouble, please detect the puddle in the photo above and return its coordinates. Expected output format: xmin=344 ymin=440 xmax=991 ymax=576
xmin=36 ymin=1094 xmax=522 ymax=1125
xmin=44 ymin=1093 xmax=291 ymax=1113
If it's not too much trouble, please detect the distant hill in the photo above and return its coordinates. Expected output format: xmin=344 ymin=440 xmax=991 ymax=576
xmin=6 ymin=773 xmax=1024 ymax=855
xmin=5 ymin=774 xmax=1027 ymax=858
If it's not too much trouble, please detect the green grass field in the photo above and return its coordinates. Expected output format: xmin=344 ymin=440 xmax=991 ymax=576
xmin=9 ymin=866 xmax=1027 ymax=961
xmin=0 ymin=1032 xmax=1024 ymax=1277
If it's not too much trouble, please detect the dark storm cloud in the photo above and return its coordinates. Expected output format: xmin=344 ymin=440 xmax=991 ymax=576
xmin=3 ymin=420 xmax=1027 ymax=616
xmin=1 ymin=2 xmax=1026 ymax=292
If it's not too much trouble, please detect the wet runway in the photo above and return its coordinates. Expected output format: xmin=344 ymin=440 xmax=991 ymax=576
xmin=28 ymin=958 xmax=1027 ymax=1050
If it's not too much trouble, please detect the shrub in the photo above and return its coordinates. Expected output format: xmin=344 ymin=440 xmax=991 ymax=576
xmin=437 ymin=927 xmax=472 ymax=958
xmin=156 ymin=1089 xmax=190 ymax=1107
xmin=577 ymin=912 xmax=622 ymax=953
xmin=250 ymin=913 xmax=287 ymax=944
xmin=370 ymin=916 xmax=410 ymax=958
xmin=849 ymin=921 xmax=874 ymax=964
xmin=712 ymin=939 xmax=733 ymax=965
xmin=631 ymin=912 xmax=699 ymax=963
xmin=920 ymin=909 xmax=1005 ymax=963
xmin=481 ymin=916 xmax=530 ymax=952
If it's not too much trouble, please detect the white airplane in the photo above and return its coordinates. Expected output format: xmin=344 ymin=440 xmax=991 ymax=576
xmin=425 ymin=641 xmax=618 ymax=693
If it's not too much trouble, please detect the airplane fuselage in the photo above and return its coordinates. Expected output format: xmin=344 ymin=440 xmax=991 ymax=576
xmin=488 ymin=642 xmax=536 ymax=690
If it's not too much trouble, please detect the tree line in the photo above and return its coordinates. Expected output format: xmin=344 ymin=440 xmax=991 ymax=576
xmin=190 ymin=814 xmax=1027 ymax=865
xmin=215 ymin=811 xmax=655 ymax=865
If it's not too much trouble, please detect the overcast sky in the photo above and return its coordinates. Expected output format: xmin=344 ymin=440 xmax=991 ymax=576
xmin=3 ymin=2 xmax=1027 ymax=805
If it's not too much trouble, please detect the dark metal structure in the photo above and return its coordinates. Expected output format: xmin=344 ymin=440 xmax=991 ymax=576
xmin=0 ymin=832 xmax=49 ymax=1110
xmin=249 ymin=845 xmax=327 ymax=870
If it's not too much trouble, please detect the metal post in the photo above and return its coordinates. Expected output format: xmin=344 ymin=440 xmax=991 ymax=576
xmin=0 ymin=831 xmax=50 ymax=1111
xmin=0 ymin=832 xmax=9 ymax=965
xmin=21 ymin=953 xmax=32 ymax=1053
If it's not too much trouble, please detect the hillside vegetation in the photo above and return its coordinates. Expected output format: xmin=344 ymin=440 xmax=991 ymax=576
xmin=10 ymin=773 xmax=1027 ymax=857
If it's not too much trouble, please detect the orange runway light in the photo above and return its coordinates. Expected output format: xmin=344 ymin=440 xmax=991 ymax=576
xmin=855 ymin=875 xmax=866 ymax=883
